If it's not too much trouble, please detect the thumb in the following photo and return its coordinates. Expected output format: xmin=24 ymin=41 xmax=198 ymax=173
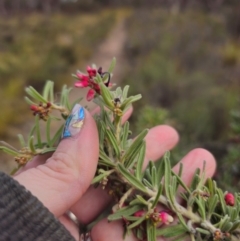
xmin=14 ymin=104 xmax=99 ymax=217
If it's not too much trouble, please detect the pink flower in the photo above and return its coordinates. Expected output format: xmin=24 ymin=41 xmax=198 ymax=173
xmin=225 ymin=193 xmax=235 ymax=206
xmin=87 ymin=66 xmax=97 ymax=77
xmin=75 ymin=80 xmax=89 ymax=88
xmin=86 ymin=89 xmax=96 ymax=101
xmin=74 ymin=65 xmax=111 ymax=101
xmin=159 ymin=211 xmax=174 ymax=225
xmin=75 ymin=73 xmax=90 ymax=88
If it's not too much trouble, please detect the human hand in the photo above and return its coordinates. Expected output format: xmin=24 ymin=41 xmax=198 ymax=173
xmin=14 ymin=106 xmax=216 ymax=241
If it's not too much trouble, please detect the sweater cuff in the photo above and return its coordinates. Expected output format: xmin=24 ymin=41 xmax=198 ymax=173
xmin=0 ymin=171 xmax=76 ymax=241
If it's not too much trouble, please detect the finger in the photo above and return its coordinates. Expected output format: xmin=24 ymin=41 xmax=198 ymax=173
xmin=144 ymin=125 xmax=179 ymax=168
xmin=15 ymin=152 xmax=53 ymax=174
xmin=172 ymin=148 xmax=216 ymax=187
xmin=71 ymin=125 xmax=179 ymax=224
xmin=16 ymin=106 xmax=133 ymax=173
xmin=91 ymin=219 xmax=138 ymax=241
xmin=90 ymin=148 xmax=216 ymax=241
xmin=14 ymin=105 xmax=99 ymax=217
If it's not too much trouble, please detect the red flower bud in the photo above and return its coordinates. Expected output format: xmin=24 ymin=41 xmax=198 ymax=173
xmin=30 ymin=105 xmax=38 ymax=111
xmin=225 ymin=192 xmax=235 ymax=206
xmin=86 ymin=89 xmax=96 ymax=101
xmin=87 ymin=66 xmax=97 ymax=77
xmin=134 ymin=210 xmax=145 ymax=217
xmin=159 ymin=211 xmax=174 ymax=225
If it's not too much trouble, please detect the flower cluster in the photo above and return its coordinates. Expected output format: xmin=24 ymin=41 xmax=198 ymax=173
xmin=74 ymin=66 xmax=111 ymax=101
xmin=30 ymin=102 xmax=52 ymax=121
xmin=133 ymin=209 xmax=174 ymax=226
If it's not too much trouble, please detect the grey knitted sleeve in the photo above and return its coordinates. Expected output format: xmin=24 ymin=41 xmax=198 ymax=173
xmin=0 ymin=172 xmax=76 ymax=241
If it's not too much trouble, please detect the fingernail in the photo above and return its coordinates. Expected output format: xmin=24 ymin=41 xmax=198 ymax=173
xmin=62 ymin=104 xmax=85 ymax=139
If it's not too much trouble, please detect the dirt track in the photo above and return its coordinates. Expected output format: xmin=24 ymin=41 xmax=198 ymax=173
xmin=0 ymin=16 xmax=127 ymax=173
xmin=69 ymin=17 xmax=127 ymax=109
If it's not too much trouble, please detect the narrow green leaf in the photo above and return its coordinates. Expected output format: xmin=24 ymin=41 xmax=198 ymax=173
xmin=49 ymin=81 xmax=54 ymax=102
xmin=175 ymin=212 xmax=189 ymax=232
xmin=115 ymin=87 xmax=122 ymax=97
xmin=49 ymin=125 xmax=64 ymax=147
xmin=25 ymin=86 xmax=47 ymax=103
xmin=99 ymin=81 xmax=114 ymax=108
xmin=35 ymin=116 xmax=42 ymax=148
xmin=135 ymin=195 xmax=149 ymax=205
xmin=108 ymin=205 xmax=143 ymax=221
xmin=121 ymin=94 xmax=142 ymax=110
xmin=175 ymin=162 xmax=183 ymax=191
xmin=151 ymin=183 xmax=163 ymax=208
xmin=129 ymin=198 xmax=145 ymax=206
xmin=40 ymin=147 xmax=56 ymax=154
xmin=189 ymin=169 xmax=201 ymax=190
xmin=108 ymin=57 xmax=116 ymax=73
xmin=24 ymin=96 xmax=36 ymax=105
xmin=91 ymin=173 xmax=108 ymax=185
xmin=216 ymin=188 xmax=226 ymax=213
xmin=28 ymin=124 xmax=36 ymax=141
xmin=168 ymin=184 xmax=177 ymax=208
xmin=135 ymin=142 xmax=146 ymax=180
xmin=146 ymin=220 xmax=156 ymax=241
xmin=206 ymin=194 xmax=218 ymax=219
xmin=0 ymin=146 xmax=19 ymax=156
xmin=143 ymin=178 xmax=153 ymax=189
xmin=48 ymin=116 xmax=62 ymax=121
xmin=196 ymin=161 xmax=206 ymax=190
xmin=17 ymin=134 xmax=26 ymax=147
xmin=0 ymin=141 xmax=18 ymax=152
xmin=122 ymin=85 xmax=129 ymax=99
xmin=156 ymin=224 xmax=188 ymax=237
xmin=195 ymin=198 xmax=206 ymax=220
xmin=128 ymin=216 xmax=146 ymax=230
xmin=171 ymin=170 xmax=191 ymax=194
xmin=230 ymin=220 xmax=240 ymax=232
xmin=99 ymin=149 xmax=115 ymax=168
xmin=105 ymin=129 xmax=120 ymax=158
xmin=151 ymin=164 xmax=157 ymax=188
xmin=218 ymin=215 xmax=230 ymax=230
xmin=117 ymin=163 xmax=146 ymax=193
xmin=60 ymin=85 xmax=67 ymax=106
xmin=121 ymin=121 xmax=130 ymax=149
xmin=164 ymin=153 xmax=172 ymax=204
xmin=144 ymin=168 xmax=152 ymax=182
xmin=122 ymin=129 xmax=148 ymax=163
xmin=28 ymin=136 xmax=35 ymax=154
xmin=60 ymin=85 xmax=72 ymax=110
xmin=43 ymin=81 xmax=54 ymax=100
xmin=156 ymin=158 xmax=165 ymax=184
xmin=169 ymin=176 xmax=177 ymax=200
xmin=206 ymin=178 xmax=215 ymax=195
xmin=124 ymin=141 xmax=144 ymax=169
xmin=195 ymin=228 xmax=211 ymax=235
xmin=221 ymin=221 xmax=233 ymax=232
xmin=46 ymin=118 xmax=51 ymax=144
xmin=136 ymin=228 xmax=144 ymax=240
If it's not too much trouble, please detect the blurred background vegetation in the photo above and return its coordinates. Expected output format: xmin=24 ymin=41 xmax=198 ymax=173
xmin=0 ymin=0 xmax=240 ymax=191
